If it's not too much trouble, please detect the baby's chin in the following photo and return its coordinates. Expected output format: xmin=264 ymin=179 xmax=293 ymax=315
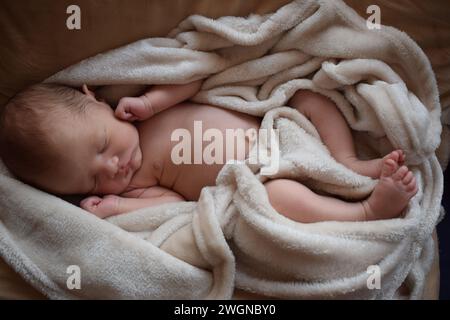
xmin=101 ymin=176 xmax=134 ymax=195
xmin=101 ymin=167 xmax=140 ymax=195
xmin=96 ymin=146 xmax=142 ymax=195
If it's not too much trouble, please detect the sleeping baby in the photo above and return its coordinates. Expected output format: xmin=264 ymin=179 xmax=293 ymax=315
xmin=0 ymin=81 xmax=418 ymax=223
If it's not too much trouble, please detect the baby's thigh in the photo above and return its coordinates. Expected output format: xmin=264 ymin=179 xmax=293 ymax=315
xmin=288 ymin=89 xmax=337 ymax=119
xmin=263 ymin=179 xmax=313 ymax=220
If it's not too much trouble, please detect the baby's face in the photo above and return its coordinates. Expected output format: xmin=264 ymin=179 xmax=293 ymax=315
xmin=47 ymin=101 xmax=142 ymax=195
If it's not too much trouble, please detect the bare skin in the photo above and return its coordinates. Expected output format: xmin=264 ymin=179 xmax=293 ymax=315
xmin=76 ymin=83 xmax=418 ymax=222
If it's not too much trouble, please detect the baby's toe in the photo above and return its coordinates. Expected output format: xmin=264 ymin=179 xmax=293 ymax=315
xmin=398 ymin=150 xmax=405 ymax=165
xmin=392 ymin=165 xmax=409 ymax=181
xmin=384 ymin=150 xmax=399 ymax=163
xmin=402 ymin=171 xmax=414 ymax=184
xmin=381 ymin=158 xmax=398 ymax=177
xmin=405 ymin=176 xmax=417 ymax=192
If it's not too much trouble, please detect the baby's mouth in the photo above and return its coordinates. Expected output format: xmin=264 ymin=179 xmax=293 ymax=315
xmin=118 ymin=159 xmax=132 ymax=176
xmin=118 ymin=146 xmax=139 ymax=177
xmin=118 ymin=166 xmax=130 ymax=176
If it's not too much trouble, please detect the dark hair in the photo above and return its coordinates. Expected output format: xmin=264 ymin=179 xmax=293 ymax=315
xmin=0 ymin=83 xmax=89 ymax=187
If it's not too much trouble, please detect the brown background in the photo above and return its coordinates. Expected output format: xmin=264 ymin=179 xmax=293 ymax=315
xmin=0 ymin=0 xmax=448 ymax=299
xmin=1 ymin=0 xmax=449 ymax=107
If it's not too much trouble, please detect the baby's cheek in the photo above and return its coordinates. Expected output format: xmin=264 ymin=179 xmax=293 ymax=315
xmin=99 ymin=179 xmax=128 ymax=195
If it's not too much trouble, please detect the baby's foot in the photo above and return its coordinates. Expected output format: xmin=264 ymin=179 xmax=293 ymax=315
xmin=362 ymin=158 xmax=418 ymax=220
xmin=342 ymin=149 xmax=405 ymax=179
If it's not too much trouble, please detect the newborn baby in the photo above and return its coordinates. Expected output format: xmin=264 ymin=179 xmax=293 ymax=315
xmin=0 ymin=82 xmax=418 ymax=223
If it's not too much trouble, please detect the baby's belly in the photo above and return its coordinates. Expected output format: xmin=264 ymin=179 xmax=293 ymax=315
xmin=137 ymin=102 xmax=261 ymax=200
xmin=170 ymin=163 xmax=230 ymax=200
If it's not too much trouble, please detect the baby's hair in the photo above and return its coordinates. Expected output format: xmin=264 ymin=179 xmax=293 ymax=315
xmin=0 ymin=83 xmax=90 ymax=189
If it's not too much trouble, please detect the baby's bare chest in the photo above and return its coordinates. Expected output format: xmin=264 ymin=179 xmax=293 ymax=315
xmin=132 ymin=102 xmax=261 ymax=200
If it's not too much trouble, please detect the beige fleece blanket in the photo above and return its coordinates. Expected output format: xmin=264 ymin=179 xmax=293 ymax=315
xmin=0 ymin=0 xmax=444 ymax=299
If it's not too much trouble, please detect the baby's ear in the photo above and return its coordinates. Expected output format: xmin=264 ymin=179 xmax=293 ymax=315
xmin=81 ymin=84 xmax=97 ymax=100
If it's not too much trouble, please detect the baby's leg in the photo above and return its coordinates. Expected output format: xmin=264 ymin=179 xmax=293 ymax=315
xmin=264 ymin=179 xmax=367 ymax=222
xmin=288 ymin=90 xmax=404 ymax=178
xmin=264 ymin=157 xmax=418 ymax=222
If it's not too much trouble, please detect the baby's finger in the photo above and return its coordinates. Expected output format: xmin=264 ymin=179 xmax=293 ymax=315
xmin=121 ymin=111 xmax=133 ymax=120
xmin=118 ymin=108 xmax=138 ymax=122
xmin=115 ymin=105 xmax=127 ymax=119
xmin=115 ymin=101 xmax=131 ymax=117
xmin=80 ymin=196 xmax=102 ymax=211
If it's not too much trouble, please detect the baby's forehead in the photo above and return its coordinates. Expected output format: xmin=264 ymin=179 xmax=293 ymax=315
xmin=48 ymin=115 xmax=94 ymax=147
xmin=50 ymin=102 xmax=114 ymax=140
xmin=47 ymin=112 xmax=82 ymax=134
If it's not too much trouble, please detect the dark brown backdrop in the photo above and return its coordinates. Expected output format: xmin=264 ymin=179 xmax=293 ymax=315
xmin=0 ymin=0 xmax=448 ymax=299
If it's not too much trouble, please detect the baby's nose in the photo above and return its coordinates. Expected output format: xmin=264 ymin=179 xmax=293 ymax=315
xmin=104 ymin=156 xmax=119 ymax=178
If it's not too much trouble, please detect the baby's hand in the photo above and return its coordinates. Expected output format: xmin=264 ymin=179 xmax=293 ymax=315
xmin=115 ymin=96 xmax=153 ymax=122
xmin=80 ymin=195 xmax=122 ymax=219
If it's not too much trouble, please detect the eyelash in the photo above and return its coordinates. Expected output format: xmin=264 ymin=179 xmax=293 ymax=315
xmin=93 ymin=176 xmax=98 ymax=192
xmin=100 ymin=138 xmax=108 ymax=153
xmin=93 ymin=134 xmax=107 ymax=192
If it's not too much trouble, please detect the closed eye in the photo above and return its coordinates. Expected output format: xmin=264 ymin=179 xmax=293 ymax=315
xmin=100 ymin=135 xmax=108 ymax=153
xmin=91 ymin=176 xmax=98 ymax=193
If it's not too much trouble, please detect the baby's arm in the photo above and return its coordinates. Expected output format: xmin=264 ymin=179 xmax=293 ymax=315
xmin=80 ymin=186 xmax=185 ymax=219
xmin=115 ymin=80 xmax=203 ymax=121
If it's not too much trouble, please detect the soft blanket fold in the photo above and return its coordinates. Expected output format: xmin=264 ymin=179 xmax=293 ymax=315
xmin=0 ymin=0 xmax=444 ymax=299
